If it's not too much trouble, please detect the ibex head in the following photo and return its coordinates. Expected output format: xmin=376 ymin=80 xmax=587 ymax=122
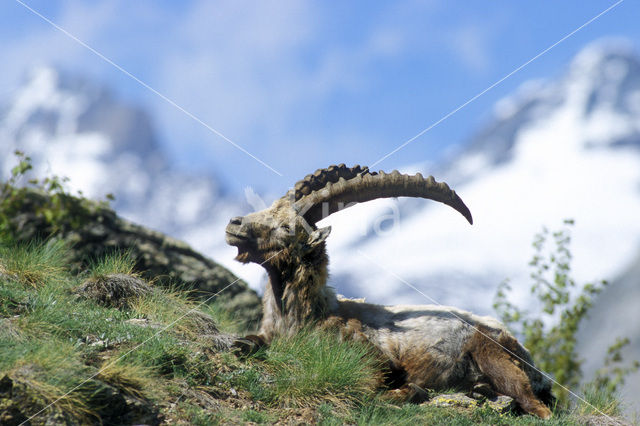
xmin=225 ymin=164 xmax=473 ymax=265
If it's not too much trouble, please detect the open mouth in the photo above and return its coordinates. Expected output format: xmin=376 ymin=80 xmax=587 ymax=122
xmin=225 ymin=231 xmax=247 ymax=246
xmin=225 ymin=231 xmax=248 ymax=246
xmin=225 ymin=233 xmax=251 ymax=263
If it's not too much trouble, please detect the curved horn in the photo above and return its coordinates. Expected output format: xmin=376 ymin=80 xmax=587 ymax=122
xmin=293 ymin=167 xmax=473 ymax=225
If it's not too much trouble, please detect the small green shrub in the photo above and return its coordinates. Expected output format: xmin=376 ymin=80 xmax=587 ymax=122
xmin=591 ymin=337 xmax=640 ymax=400
xmin=575 ymin=382 xmax=622 ymax=417
xmin=241 ymin=408 xmax=274 ymax=424
xmin=494 ymin=219 xmax=638 ymax=407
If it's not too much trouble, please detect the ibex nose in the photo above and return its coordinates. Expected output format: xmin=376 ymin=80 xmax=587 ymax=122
xmin=230 ymin=217 xmax=243 ymax=225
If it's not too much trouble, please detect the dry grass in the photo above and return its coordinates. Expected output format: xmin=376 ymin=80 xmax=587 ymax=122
xmin=96 ymin=361 xmax=157 ymax=400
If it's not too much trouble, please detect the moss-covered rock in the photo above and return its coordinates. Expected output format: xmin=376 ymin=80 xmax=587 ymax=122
xmin=425 ymin=392 xmax=516 ymax=415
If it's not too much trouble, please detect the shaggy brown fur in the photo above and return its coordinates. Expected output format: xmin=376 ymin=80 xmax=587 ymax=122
xmin=225 ymin=166 xmax=554 ymax=419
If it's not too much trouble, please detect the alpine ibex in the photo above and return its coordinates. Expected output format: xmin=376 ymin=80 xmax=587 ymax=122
xmin=225 ymin=165 xmax=553 ymax=418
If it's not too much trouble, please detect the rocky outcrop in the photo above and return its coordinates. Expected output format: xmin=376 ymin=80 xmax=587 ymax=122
xmin=5 ymin=189 xmax=261 ymax=329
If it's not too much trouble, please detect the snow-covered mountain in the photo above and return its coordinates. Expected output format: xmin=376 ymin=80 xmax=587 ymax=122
xmin=0 ymin=66 xmax=240 ymax=264
xmin=323 ymin=39 xmax=640 ymax=314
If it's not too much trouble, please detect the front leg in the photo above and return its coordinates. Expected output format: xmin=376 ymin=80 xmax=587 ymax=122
xmin=232 ymin=334 xmax=267 ymax=356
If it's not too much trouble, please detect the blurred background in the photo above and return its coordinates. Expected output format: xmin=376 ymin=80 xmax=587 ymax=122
xmin=1 ymin=0 xmax=639 ymax=413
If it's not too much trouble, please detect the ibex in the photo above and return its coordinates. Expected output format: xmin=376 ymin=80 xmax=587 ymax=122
xmin=226 ymin=165 xmax=553 ymax=418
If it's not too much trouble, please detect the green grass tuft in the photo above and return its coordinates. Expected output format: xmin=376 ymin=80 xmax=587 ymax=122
xmin=226 ymin=327 xmax=382 ymax=409
xmin=573 ymin=383 xmax=623 ymax=417
xmin=88 ymin=249 xmax=137 ymax=279
xmin=0 ymin=238 xmax=69 ymax=288
xmin=266 ymin=327 xmax=382 ymax=407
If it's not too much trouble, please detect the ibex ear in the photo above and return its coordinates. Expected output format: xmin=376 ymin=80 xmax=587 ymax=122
xmin=308 ymin=226 xmax=331 ymax=247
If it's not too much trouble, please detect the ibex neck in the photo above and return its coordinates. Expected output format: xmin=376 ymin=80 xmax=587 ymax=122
xmin=261 ymin=250 xmax=334 ymax=339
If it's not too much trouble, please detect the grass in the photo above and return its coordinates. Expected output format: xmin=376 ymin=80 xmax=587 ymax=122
xmin=88 ymin=248 xmax=137 ymax=279
xmin=0 ymin=338 xmax=111 ymax=423
xmin=221 ymin=327 xmax=382 ymax=409
xmin=0 ymin=236 xmax=631 ymax=425
xmin=0 ymin=238 xmax=69 ymax=288
xmin=264 ymin=327 xmax=382 ymax=407
xmin=573 ymin=383 xmax=623 ymax=417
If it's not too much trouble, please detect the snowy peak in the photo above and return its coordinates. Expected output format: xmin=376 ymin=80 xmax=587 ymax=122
xmin=459 ymin=41 xmax=640 ymax=181
xmin=566 ymin=41 xmax=640 ymax=148
xmin=325 ymin=40 xmax=640 ymax=313
xmin=0 ymin=66 xmax=163 ymax=200
xmin=0 ymin=66 xmax=235 ymax=254
xmin=9 ymin=66 xmax=158 ymax=155
xmin=4 ymin=67 xmax=96 ymax=134
xmin=568 ymin=39 xmax=640 ymax=104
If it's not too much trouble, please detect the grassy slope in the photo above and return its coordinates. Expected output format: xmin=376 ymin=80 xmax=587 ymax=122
xmin=0 ymin=238 xmax=629 ymax=425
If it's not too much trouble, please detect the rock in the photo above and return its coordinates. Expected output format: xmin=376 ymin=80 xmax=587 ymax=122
xmin=426 ymin=393 xmax=479 ymax=409
xmin=75 ymin=273 xmax=151 ymax=309
xmin=5 ymin=189 xmax=261 ymax=329
xmin=425 ymin=392 xmax=516 ymax=415
xmin=485 ymin=395 xmax=516 ymax=414
xmin=125 ymin=318 xmax=164 ymax=329
xmin=0 ymin=319 xmax=22 ymax=340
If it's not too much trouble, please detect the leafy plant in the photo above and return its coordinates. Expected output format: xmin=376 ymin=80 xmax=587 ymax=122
xmin=494 ymin=219 xmax=638 ymax=406
xmin=0 ymin=151 xmax=114 ymax=238
xmin=591 ymin=337 xmax=640 ymax=399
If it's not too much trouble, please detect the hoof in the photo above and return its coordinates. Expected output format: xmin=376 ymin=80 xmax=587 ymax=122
xmin=407 ymin=383 xmax=430 ymax=403
xmin=469 ymin=382 xmax=498 ymax=400
xmin=232 ymin=334 xmax=265 ymax=356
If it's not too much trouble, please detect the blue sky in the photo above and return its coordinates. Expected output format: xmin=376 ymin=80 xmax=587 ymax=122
xmin=1 ymin=0 xmax=638 ymax=195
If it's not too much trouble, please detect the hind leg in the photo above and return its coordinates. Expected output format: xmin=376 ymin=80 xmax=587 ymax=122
xmin=470 ymin=335 xmax=551 ymax=419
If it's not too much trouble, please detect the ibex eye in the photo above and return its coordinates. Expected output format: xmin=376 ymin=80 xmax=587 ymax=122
xmin=281 ymin=224 xmax=291 ymax=231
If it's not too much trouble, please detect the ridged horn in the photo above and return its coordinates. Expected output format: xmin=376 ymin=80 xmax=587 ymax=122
xmin=292 ymin=164 xmax=372 ymax=200
xmin=293 ymin=167 xmax=473 ymax=225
